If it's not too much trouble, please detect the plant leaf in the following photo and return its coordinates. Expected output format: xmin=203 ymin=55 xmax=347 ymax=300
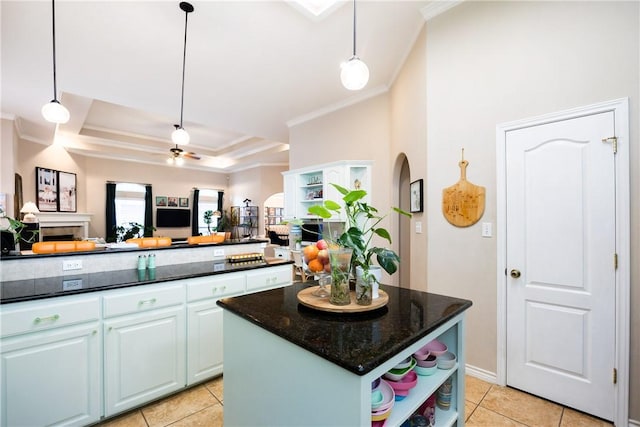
xmin=343 ymin=190 xmax=367 ymax=204
xmin=330 ymin=183 xmax=350 ymax=196
xmin=307 ymin=205 xmax=332 ymax=219
xmin=373 ymin=227 xmax=392 ymax=244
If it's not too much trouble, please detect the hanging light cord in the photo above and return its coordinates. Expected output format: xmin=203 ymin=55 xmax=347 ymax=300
xmin=351 ymin=0 xmax=357 ymax=57
xmin=178 ymin=7 xmax=189 ymax=128
xmin=50 ymin=0 xmax=58 ymax=101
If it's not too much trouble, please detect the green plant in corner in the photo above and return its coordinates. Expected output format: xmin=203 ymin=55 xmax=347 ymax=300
xmin=308 ymin=184 xmax=411 ymax=304
xmin=114 ymin=222 xmax=156 ymax=243
xmin=203 ymin=210 xmax=214 ymax=234
xmin=0 ymin=209 xmax=39 ymax=249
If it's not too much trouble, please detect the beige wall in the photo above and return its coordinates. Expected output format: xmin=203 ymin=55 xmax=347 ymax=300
xmin=0 ymin=119 xmax=19 ymax=217
xmin=390 ymin=26 xmax=428 ymax=291
xmin=288 ymin=94 xmax=397 ymax=283
xmin=424 ymin=0 xmax=639 ymax=419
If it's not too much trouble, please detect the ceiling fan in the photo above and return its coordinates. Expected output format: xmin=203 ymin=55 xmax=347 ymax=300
xmin=167 ymin=144 xmax=201 ymax=165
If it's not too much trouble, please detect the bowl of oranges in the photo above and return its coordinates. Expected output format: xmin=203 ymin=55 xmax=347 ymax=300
xmin=303 ymin=240 xmax=332 ymax=297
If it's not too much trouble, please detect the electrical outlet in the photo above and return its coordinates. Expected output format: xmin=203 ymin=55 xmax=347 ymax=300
xmin=62 ymin=279 xmax=83 ymax=291
xmin=213 ymin=248 xmax=225 ymax=257
xmin=62 ymin=260 xmax=83 ymax=271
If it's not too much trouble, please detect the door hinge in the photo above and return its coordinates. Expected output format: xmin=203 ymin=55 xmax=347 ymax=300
xmin=602 ymin=136 xmax=618 ymax=154
xmin=613 ymin=368 xmax=617 ymax=384
xmin=614 ymin=253 xmax=618 ymax=270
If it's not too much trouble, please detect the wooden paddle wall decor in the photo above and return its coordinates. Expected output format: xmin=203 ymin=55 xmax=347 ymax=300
xmin=442 ymin=149 xmax=485 ymax=227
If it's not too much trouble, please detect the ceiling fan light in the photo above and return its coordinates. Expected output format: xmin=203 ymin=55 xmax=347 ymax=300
xmin=340 ymin=56 xmax=369 ymax=91
xmin=41 ymin=100 xmax=70 ymax=124
xmin=171 ymin=127 xmax=190 ymax=145
xmin=175 ymin=156 xmax=185 ymax=166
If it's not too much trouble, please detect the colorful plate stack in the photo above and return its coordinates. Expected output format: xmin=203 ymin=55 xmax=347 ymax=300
xmin=371 ymin=378 xmax=395 ymax=425
xmin=384 ymin=358 xmax=418 ymax=401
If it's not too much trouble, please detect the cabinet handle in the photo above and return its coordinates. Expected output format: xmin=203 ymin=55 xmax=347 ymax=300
xmin=212 ymin=287 xmax=218 ymax=294
xmin=92 ymin=330 xmax=97 ymax=335
xmin=34 ymin=314 xmax=60 ymax=324
xmin=221 ymin=286 xmax=227 ymax=291
xmin=138 ymin=298 xmax=157 ymax=306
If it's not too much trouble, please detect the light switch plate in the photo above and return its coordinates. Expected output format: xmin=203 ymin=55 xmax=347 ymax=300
xmin=415 ymin=221 xmax=423 ymax=234
xmin=481 ymin=222 xmax=492 ymax=238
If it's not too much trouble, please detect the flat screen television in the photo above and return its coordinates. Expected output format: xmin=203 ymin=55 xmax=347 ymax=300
xmin=156 ymin=208 xmax=190 ymax=228
xmin=301 ymin=222 xmax=323 ymax=244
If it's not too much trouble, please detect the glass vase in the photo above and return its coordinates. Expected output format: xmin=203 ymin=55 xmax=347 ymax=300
xmin=355 ymin=266 xmax=373 ymax=306
xmin=329 ymin=248 xmax=352 ymax=305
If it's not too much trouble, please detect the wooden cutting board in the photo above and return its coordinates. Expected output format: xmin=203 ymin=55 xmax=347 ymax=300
xmin=442 ymin=159 xmax=485 ymax=227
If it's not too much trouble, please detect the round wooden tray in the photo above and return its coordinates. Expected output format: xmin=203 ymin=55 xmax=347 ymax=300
xmin=297 ymin=286 xmax=389 ymax=313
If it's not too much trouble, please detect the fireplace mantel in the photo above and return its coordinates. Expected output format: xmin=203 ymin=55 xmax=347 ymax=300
xmin=34 ymin=212 xmax=93 ymax=241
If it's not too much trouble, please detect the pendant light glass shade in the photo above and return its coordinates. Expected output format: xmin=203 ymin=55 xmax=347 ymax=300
xmin=172 ymin=2 xmax=194 ymax=145
xmin=341 ymin=56 xmax=369 ymax=91
xmin=42 ymin=100 xmax=70 ymax=124
xmin=43 ymin=0 xmax=69 ymax=124
xmin=171 ymin=126 xmax=190 ymax=145
xmin=341 ymin=0 xmax=368 ymax=91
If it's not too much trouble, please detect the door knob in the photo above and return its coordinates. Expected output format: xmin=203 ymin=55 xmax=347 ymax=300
xmin=510 ymin=269 xmax=521 ymax=278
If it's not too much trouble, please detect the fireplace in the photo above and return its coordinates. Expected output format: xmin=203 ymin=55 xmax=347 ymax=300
xmin=34 ymin=213 xmax=92 ymax=241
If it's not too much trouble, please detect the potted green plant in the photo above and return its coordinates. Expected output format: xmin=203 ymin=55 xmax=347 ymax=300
xmin=203 ymin=210 xmax=214 ymax=235
xmin=309 ymin=184 xmax=411 ymax=305
xmin=0 ymin=209 xmax=39 ymax=254
xmin=217 ymin=209 xmax=233 ymax=240
xmin=114 ymin=222 xmax=156 ymax=243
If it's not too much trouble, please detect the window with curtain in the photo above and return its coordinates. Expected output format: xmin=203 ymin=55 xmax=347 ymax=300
xmin=197 ymin=189 xmax=219 ymax=235
xmin=115 ymin=183 xmax=146 ymax=227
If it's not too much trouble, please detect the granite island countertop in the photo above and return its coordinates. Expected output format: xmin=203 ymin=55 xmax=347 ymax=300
xmin=1 ymin=258 xmax=292 ymax=304
xmin=217 ymin=282 xmax=472 ymax=375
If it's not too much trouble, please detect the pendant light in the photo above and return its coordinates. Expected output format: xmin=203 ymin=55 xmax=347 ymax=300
xmin=41 ymin=0 xmax=70 ymax=124
xmin=171 ymin=2 xmax=194 ymax=145
xmin=340 ymin=0 xmax=369 ymax=91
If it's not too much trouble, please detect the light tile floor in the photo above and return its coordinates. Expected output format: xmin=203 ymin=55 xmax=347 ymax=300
xmin=96 ymin=375 xmax=612 ymax=427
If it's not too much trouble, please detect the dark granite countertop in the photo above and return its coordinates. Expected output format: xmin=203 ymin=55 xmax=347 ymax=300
xmin=217 ymin=283 xmax=472 ymax=376
xmin=1 ymin=259 xmax=292 ymax=304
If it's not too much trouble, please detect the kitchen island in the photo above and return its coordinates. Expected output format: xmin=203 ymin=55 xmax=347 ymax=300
xmin=218 ymin=283 xmax=472 ymax=426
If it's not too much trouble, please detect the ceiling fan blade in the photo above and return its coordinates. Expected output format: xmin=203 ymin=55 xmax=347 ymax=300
xmin=183 ymin=152 xmax=201 ymax=160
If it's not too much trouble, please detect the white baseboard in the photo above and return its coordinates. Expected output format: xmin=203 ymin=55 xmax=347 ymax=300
xmin=465 ymin=364 xmax=497 ymax=384
xmin=629 ymin=419 xmax=640 ymax=427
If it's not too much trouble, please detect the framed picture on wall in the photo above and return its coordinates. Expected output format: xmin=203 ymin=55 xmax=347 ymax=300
xmin=57 ymin=171 xmax=77 ymax=212
xmin=410 ymin=179 xmax=423 ymax=213
xmin=156 ymin=196 xmax=167 ymax=207
xmin=179 ymin=197 xmax=189 ymax=208
xmin=35 ymin=167 xmax=58 ymax=212
xmin=168 ymin=197 xmax=178 ymax=207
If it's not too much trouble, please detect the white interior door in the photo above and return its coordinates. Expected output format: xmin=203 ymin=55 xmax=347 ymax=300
xmin=505 ymin=111 xmax=616 ymax=420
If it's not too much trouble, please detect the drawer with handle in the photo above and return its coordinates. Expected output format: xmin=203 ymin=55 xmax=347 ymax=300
xmin=186 ymin=272 xmax=246 ymax=302
xmin=102 ymin=283 xmax=184 ymax=318
xmin=0 ymin=294 xmax=100 ymax=338
xmin=246 ymin=266 xmax=292 ymax=292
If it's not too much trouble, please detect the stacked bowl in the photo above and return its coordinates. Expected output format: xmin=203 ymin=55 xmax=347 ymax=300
xmin=371 ymin=378 xmax=395 ymax=425
xmin=383 ymin=357 xmax=418 ymax=401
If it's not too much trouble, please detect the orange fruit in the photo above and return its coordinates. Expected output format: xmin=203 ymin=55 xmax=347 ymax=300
xmin=308 ymin=259 xmax=324 ymax=273
xmin=303 ymin=245 xmax=319 ymax=262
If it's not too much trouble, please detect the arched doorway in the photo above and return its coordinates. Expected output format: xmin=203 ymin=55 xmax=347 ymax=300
xmin=394 ymin=154 xmax=411 ymax=288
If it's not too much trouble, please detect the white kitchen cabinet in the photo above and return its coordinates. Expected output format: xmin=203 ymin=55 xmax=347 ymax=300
xmin=186 ymin=273 xmax=246 ymax=385
xmin=245 ymin=264 xmax=292 ymax=292
xmin=282 ymin=160 xmax=372 ymax=221
xmin=0 ymin=295 xmax=101 ymax=427
xmin=103 ymin=283 xmax=186 ymax=417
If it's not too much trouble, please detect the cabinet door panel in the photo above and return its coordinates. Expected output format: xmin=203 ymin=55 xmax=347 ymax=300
xmin=1 ymin=323 xmax=101 ymax=427
xmin=104 ymin=306 xmax=185 ymax=416
xmin=187 ymin=300 xmax=223 ymax=385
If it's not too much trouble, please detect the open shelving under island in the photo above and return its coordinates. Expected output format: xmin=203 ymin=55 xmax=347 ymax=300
xmin=217 ymin=283 xmax=472 ymax=426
